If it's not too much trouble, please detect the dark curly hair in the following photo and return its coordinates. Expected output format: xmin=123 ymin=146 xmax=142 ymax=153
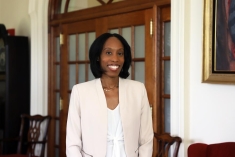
xmin=89 ymin=33 xmax=132 ymax=78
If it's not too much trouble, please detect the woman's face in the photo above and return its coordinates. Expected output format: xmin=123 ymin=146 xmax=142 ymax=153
xmin=100 ymin=37 xmax=125 ymax=78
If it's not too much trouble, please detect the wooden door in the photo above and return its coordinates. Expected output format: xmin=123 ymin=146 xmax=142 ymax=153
xmin=49 ymin=9 xmax=155 ymax=157
xmin=48 ymin=1 xmax=171 ymax=156
xmin=48 ymin=19 xmax=97 ymax=157
xmin=159 ymin=6 xmax=171 ymax=134
xmin=152 ymin=5 xmax=171 ymax=156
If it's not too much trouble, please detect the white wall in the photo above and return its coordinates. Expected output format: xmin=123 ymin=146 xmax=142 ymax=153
xmin=171 ymin=0 xmax=235 ymax=156
xmin=1 ymin=0 xmax=235 ymax=157
xmin=0 ymin=0 xmax=30 ymax=37
xmin=189 ymin=0 xmax=235 ymax=143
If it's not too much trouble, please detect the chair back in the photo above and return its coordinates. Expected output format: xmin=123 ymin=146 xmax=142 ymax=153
xmin=154 ymin=133 xmax=182 ymax=157
xmin=18 ymin=114 xmax=51 ymax=157
xmin=188 ymin=142 xmax=235 ymax=157
xmin=187 ymin=143 xmax=207 ymax=157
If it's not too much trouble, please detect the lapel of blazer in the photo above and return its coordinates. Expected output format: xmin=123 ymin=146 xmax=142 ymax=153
xmin=119 ymin=77 xmax=128 ymax=130
xmin=95 ymin=78 xmax=107 ymax=112
xmin=95 ymin=78 xmax=108 ymax=155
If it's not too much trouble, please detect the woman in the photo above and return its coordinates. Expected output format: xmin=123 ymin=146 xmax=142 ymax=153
xmin=66 ymin=33 xmax=153 ymax=157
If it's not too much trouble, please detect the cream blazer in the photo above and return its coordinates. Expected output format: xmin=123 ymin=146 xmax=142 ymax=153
xmin=66 ymin=78 xmax=153 ymax=157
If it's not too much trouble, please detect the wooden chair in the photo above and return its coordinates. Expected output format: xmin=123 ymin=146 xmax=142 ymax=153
xmin=154 ymin=133 xmax=182 ymax=157
xmin=0 ymin=114 xmax=51 ymax=157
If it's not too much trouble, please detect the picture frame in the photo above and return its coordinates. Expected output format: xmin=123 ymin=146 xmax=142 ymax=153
xmin=202 ymin=0 xmax=235 ymax=84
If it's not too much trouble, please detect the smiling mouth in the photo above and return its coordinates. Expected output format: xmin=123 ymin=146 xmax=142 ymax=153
xmin=108 ymin=65 xmax=119 ymax=70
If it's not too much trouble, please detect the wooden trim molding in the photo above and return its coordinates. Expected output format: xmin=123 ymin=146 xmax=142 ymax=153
xmin=50 ymin=0 xmax=170 ymax=26
xmin=28 ymin=0 xmax=49 ymax=116
xmin=171 ymin=0 xmax=189 ymax=156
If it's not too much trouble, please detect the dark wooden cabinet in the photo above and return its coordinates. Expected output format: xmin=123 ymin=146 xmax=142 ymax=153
xmin=0 ymin=24 xmax=30 ymax=154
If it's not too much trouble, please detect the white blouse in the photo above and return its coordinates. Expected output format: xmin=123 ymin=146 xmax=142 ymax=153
xmin=106 ymin=105 xmax=127 ymax=157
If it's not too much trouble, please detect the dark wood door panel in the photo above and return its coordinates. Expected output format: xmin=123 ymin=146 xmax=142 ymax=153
xmin=67 ymin=20 xmax=96 ymax=34
xmin=107 ymin=10 xmax=145 ymax=28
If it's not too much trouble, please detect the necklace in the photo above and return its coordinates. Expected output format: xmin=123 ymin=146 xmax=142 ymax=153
xmin=102 ymin=84 xmax=118 ymax=92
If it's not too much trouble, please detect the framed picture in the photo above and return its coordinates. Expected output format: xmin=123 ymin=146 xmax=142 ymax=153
xmin=203 ymin=0 xmax=235 ymax=84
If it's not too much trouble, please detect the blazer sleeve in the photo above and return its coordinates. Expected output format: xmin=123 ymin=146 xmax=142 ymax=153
xmin=138 ymin=84 xmax=154 ymax=157
xmin=66 ymin=85 xmax=83 ymax=157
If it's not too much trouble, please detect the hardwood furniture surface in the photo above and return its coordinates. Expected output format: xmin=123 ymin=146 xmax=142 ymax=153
xmin=188 ymin=142 xmax=235 ymax=157
xmin=154 ymin=133 xmax=182 ymax=157
xmin=0 ymin=114 xmax=51 ymax=157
